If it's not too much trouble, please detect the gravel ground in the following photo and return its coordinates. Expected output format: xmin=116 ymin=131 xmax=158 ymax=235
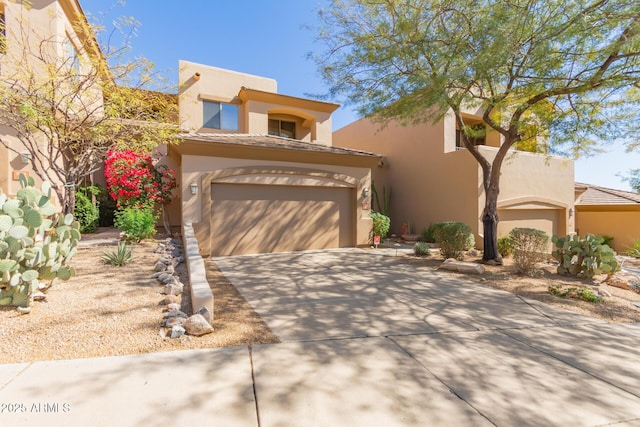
xmin=0 ymin=238 xmax=278 ymax=364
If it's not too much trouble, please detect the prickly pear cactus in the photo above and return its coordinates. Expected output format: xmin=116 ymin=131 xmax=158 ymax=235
xmin=551 ymin=234 xmax=619 ymax=278
xmin=0 ymin=174 xmax=80 ymax=310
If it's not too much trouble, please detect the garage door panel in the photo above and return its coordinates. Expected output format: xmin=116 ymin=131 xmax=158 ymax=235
xmin=211 ymin=184 xmax=353 ymax=256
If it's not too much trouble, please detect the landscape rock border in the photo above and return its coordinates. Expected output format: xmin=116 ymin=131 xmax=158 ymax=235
xmin=153 ymin=235 xmax=214 ymax=339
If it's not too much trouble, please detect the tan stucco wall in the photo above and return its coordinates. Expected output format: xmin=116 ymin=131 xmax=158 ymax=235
xmin=0 ymin=127 xmax=38 ymax=196
xmin=333 ymin=117 xmax=478 ymax=237
xmin=333 ymin=111 xmax=575 ymax=245
xmin=480 ymin=146 xmax=575 ymax=239
xmin=243 ymin=100 xmax=333 ymax=144
xmin=178 ymin=60 xmax=334 ymax=144
xmin=576 ymin=206 xmax=640 ymax=253
xmin=0 ymin=0 xmax=98 ymax=199
xmin=178 ymin=60 xmax=276 ymax=133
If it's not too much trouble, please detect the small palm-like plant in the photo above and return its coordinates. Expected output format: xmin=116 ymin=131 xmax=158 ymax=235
xmin=101 ymin=242 xmax=133 ymax=266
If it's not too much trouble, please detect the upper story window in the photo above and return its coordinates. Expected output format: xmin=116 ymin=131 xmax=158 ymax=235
xmin=455 ymin=120 xmax=485 ymax=149
xmin=203 ymin=101 xmax=238 ymax=131
xmin=268 ymin=119 xmax=296 ymax=139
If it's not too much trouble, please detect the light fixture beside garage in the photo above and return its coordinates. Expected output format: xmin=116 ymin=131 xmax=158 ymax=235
xmin=362 ymin=187 xmax=369 ymax=197
xmin=190 ymin=183 xmax=198 ymax=195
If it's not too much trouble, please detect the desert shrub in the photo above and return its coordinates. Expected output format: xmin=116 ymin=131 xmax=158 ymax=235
xmin=422 ymin=224 xmax=436 ymax=243
xmin=413 ymin=242 xmax=430 ymax=257
xmin=74 ymin=186 xmax=100 ymax=234
xmin=551 ymin=234 xmax=619 ymax=278
xmin=497 ymin=235 xmax=514 ymax=258
xmin=625 ymin=240 xmax=640 ymax=258
xmin=371 ymin=182 xmax=391 ymax=216
xmin=371 ymin=212 xmax=390 ymax=240
xmin=433 ymin=221 xmax=475 ymax=260
xmin=101 ymin=242 xmax=133 ymax=266
xmin=548 ymin=285 xmax=601 ymax=303
xmin=114 ymin=206 xmax=157 ymax=242
xmin=509 ymin=228 xmax=549 ymax=276
xmin=599 ymin=235 xmax=614 ymax=247
xmin=96 ymin=185 xmax=117 ymax=227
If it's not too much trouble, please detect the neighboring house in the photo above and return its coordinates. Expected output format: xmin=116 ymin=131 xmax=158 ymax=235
xmin=574 ymin=183 xmax=640 ymax=253
xmin=333 ymin=109 xmax=576 ymax=245
xmin=169 ymin=61 xmax=381 ymax=256
xmin=0 ymin=0 xmax=98 ymax=196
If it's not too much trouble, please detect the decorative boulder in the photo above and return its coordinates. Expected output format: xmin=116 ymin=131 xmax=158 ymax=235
xmin=438 ymin=258 xmax=485 ymax=274
xmin=170 ymin=325 xmax=186 ymax=339
xmin=183 ymin=314 xmax=214 ymax=336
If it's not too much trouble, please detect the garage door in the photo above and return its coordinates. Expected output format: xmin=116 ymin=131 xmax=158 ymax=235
xmin=497 ymin=209 xmax=561 ymax=239
xmin=210 ymin=184 xmax=353 ymax=256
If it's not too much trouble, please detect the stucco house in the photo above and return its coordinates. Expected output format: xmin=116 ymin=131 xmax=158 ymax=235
xmin=574 ymin=183 xmax=640 ymax=253
xmin=1 ymin=0 xmax=585 ymax=259
xmin=168 ymin=61 xmax=381 ymax=257
xmin=333 ymin=109 xmax=576 ymax=245
xmin=0 ymin=0 xmax=99 ymax=197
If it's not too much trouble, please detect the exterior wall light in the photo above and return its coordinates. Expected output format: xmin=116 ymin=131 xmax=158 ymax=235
xmin=190 ymin=183 xmax=198 ymax=195
xmin=362 ymin=188 xmax=369 ymax=197
xmin=20 ymin=151 xmax=30 ymax=164
xmin=569 ymin=207 xmax=574 ymax=217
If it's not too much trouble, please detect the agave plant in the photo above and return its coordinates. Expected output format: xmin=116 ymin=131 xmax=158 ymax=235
xmin=101 ymin=242 xmax=133 ymax=266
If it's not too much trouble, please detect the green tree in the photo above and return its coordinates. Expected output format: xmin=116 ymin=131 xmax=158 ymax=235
xmin=620 ymin=169 xmax=640 ymax=192
xmin=315 ymin=0 xmax=640 ymax=262
xmin=0 ymin=9 xmax=178 ymax=214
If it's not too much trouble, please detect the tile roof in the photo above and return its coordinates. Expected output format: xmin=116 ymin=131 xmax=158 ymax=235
xmin=575 ymin=182 xmax=640 ymax=205
xmin=179 ymin=133 xmax=381 ymax=158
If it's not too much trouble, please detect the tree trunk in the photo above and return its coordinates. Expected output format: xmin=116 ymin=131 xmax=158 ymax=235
xmin=482 ymin=185 xmax=501 ymax=262
xmin=63 ymin=184 xmax=76 ymax=215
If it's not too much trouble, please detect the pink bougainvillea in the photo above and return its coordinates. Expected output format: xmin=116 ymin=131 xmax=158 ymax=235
xmin=104 ymin=150 xmax=177 ymax=208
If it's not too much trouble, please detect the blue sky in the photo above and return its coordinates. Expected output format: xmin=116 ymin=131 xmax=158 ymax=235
xmin=80 ymin=0 xmax=639 ymax=191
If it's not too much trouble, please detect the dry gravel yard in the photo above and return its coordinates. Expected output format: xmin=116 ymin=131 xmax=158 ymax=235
xmin=1 ymin=232 xmax=639 ymax=364
xmin=0 ymin=234 xmax=278 ymax=364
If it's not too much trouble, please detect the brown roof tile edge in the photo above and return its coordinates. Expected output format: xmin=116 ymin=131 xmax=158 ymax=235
xmin=179 ymin=132 xmax=381 ymax=158
xmin=575 ymin=182 xmax=640 ymax=205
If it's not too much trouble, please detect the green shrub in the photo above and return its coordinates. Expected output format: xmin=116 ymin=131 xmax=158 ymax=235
xmin=413 ymin=242 xmax=430 ymax=257
xmin=497 ymin=236 xmax=514 ymax=258
xmin=101 ymin=242 xmax=133 ymax=266
xmin=551 ymin=234 xmax=619 ymax=278
xmin=599 ymin=235 xmax=614 ymax=247
xmin=422 ymin=224 xmax=436 ymax=243
xmin=433 ymin=221 xmax=475 ymax=260
xmin=114 ymin=206 xmax=157 ymax=242
xmin=625 ymin=240 xmax=640 ymax=258
xmin=548 ymin=285 xmax=602 ymax=303
xmin=74 ymin=186 xmax=100 ymax=234
xmin=94 ymin=185 xmax=116 ymax=227
xmin=371 ymin=212 xmax=390 ymax=240
xmin=509 ymin=228 xmax=549 ymax=276
xmin=371 ymin=182 xmax=391 ymax=216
